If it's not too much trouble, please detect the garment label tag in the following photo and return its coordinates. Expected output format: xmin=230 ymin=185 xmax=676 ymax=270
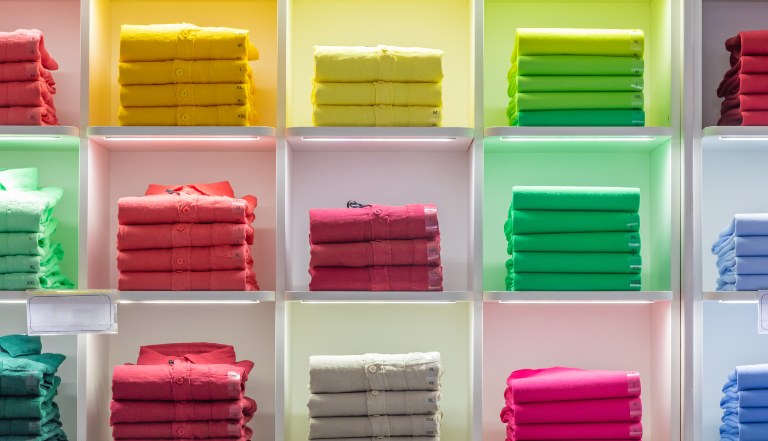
xmin=757 ymin=291 xmax=768 ymax=334
xmin=227 ymin=371 xmax=241 ymax=396
xmin=629 ymin=30 xmax=643 ymax=55
xmin=426 ymin=376 xmax=438 ymax=387
xmin=26 ymin=33 xmax=40 ymax=57
xmin=24 ymin=371 xmax=38 ymax=394
xmin=227 ymin=422 xmax=240 ymax=436
xmin=627 ymin=373 xmax=641 ymax=395
xmin=426 ymin=240 xmax=440 ymax=265
xmin=426 ymin=395 xmax=437 ymax=405
xmin=28 ymin=421 xmax=40 ymax=433
xmin=231 ymin=202 xmax=246 ymax=218
xmin=631 ymin=93 xmax=644 ymax=109
xmin=229 ymin=404 xmax=242 ymax=419
xmin=424 ymin=207 xmax=439 ymax=236
xmin=428 ymin=269 xmax=441 ymax=291
xmin=26 ymin=62 xmax=39 ymax=80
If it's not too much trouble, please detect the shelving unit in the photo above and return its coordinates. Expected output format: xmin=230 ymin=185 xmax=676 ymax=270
xmin=0 ymin=0 xmax=703 ymax=441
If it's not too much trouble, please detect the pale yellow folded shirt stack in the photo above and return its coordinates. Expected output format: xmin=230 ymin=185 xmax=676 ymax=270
xmin=117 ymin=23 xmax=260 ymax=126
xmin=312 ymin=45 xmax=444 ymax=127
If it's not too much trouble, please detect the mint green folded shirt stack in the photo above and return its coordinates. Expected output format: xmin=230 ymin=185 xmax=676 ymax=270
xmin=504 ymin=186 xmax=642 ymax=291
xmin=507 ymin=28 xmax=646 ymax=127
xmin=0 ymin=334 xmax=67 ymax=441
xmin=0 ymin=168 xmax=73 ymax=291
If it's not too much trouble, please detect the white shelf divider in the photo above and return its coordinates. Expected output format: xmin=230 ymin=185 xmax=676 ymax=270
xmin=0 ymin=291 xmax=27 ymax=303
xmin=484 ymin=291 xmax=674 ymax=302
xmin=285 ymin=127 xmax=474 ymax=152
xmin=285 ymin=291 xmax=475 ymax=302
xmin=702 ymin=126 xmax=768 ymax=150
xmin=0 ymin=126 xmax=79 ymax=137
xmin=86 ymin=126 xmax=277 ymax=152
xmin=117 ymin=291 xmax=276 ymax=303
xmin=484 ymin=126 xmax=673 ymax=152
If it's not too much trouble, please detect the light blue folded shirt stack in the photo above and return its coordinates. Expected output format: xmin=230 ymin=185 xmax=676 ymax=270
xmin=712 ymin=214 xmax=768 ymax=291
xmin=721 ymin=364 xmax=768 ymax=441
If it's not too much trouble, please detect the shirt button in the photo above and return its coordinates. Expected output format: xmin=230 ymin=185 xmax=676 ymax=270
xmin=175 ymin=377 xmax=184 ymax=385
xmin=182 ymin=114 xmax=190 ymax=121
xmin=181 ymin=30 xmax=189 ymax=38
xmin=381 ymin=46 xmax=388 ymax=52
xmin=176 ymin=258 xmax=184 ymax=265
xmin=176 ymin=69 xmax=184 ymax=76
xmin=371 ymin=390 xmax=379 ymax=396
xmin=182 ymin=207 xmax=191 ymax=214
xmin=176 ymin=224 xmax=185 ymax=231
xmin=180 ymin=90 xmax=188 ymax=98
xmin=374 ymin=209 xmax=381 ymax=215
xmin=177 ymin=428 xmax=186 ymax=436
xmin=368 ymin=365 xmax=377 ymax=373
xmin=379 ymin=104 xmax=386 ymax=109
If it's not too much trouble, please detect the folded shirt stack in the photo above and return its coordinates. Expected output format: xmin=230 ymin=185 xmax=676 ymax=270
xmin=312 ymin=46 xmax=444 ymax=127
xmin=719 ymin=364 xmax=768 ymax=441
xmin=507 ymin=28 xmax=645 ymax=127
xmin=116 ymin=181 xmax=259 ymax=291
xmin=110 ymin=343 xmax=257 ymax=441
xmin=711 ymin=213 xmax=768 ymax=291
xmin=717 ymin=30 xmax=768 ymax=126
xmin=505 ymin=186 xmax=642 ymax=291
xmin=308 ymin=203 xmax=443 ymax=291
xmin=307 ymin=352 xmax=443 ymax=440
xmin=0 ymin=29 xmax=59 ymax=126
xmin=502 ymin=367 xmax=642 ymax=441
xmin=0 ymin=334 xmax=68 ymax=441
xmin=0 ymin=167 xmax=73 ymax=290
xmin=117 ymin=23 xmax=260 ymax=126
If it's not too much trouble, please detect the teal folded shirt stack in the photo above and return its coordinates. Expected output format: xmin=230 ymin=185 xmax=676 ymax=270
xmin=0 ymin=334 xmax=67 ymax=441
xmin=507 ymin=28 xmax=646 ymax=126
xmin=504 ymin=186 xmax=642 ymax=291
xmin=0 ymin=168 xmax=73 ymax=291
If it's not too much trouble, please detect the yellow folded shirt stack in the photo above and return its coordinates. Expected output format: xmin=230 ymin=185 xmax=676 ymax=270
xmin=312 ymin=45 xmax=444 ymax=127
xmin=117 ymin=23 xmax=260 ymax=126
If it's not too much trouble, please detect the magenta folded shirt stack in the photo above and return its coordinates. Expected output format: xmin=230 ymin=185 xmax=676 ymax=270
xmin=116 ymin=181 xmax=259 ymax=291
xmin=110 ymin=343 xmax=257 ymax=441
xmin=717 ymin=30 xmax=768 ymax=126
xmin=308 ymin=203 xmax=443 ymax=291
xmin=501 ymin=367 xmax=643 ymax=441
xmin=0 ymin=29 xmax=59 ymax=126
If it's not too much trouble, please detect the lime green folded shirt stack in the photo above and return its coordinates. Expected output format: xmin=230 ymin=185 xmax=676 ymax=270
xmin=507 ymin=28 xmax=646 ymax=127
xmin=0 ymin=335 xmax=67 ymax=441
xmin=117 ymin=24 xmax=260 ymax=126
xmin=312 ymin=45 xmax=444 ymax=127
xmin=505 ymin=186 xmax=642 ymax=291
xmin=0 ymin=168 xmax=72 ymax=291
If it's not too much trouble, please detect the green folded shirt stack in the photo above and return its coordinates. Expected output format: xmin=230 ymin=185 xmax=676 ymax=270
xmin=505 ymin=186 xmax=642 ymax=291
xmin=507 ymin=28 xmax=646 ymax=127
xmin=0 ymin=168 xmax=73 ymax=291
xmin=0 ymin=335 xmax=67 ymax=441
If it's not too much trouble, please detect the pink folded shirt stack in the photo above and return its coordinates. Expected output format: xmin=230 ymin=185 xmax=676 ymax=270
xmin=0 ymin=30 xmax=59 ymax=125
xmin=717 ymin=30 xmax=768 ymax=126
xmin=110 ymin=343 xmax=257 ymax=441
xmin=501 ymin=367 xmax=643 ymax=441
xmin=307 ymin=203 xmax=443 ymax=291
xmin=116 ymin=181 xmax=259 ymax=291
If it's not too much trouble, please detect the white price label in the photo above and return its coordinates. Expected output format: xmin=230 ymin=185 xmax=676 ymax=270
xmin=758 ymin=291 xmax=768 ymax=334
xmin=26 ymin=290 xmax=117 ymax=335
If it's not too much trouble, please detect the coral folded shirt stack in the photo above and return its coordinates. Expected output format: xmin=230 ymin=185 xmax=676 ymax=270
xmin=711 ymin=213 xmax=768 ymax=291
xmin=501 ymin=367 xmax=642 ymax=441
xmin=0 ymin=334 xmax=68 ymax=441
xmin=110 ymin=343 xmax=256 ymax=441
xmin=308 ymin=203 xmax=443 ymax=291
xmin=312 ymin=46 xmax=444 ymax=127
xmin=0 ymin=29 xmax=59 ymax=126
xmin=720 ymin=364 xmax=768 ymax=441
xmin=507 ymin=28 xmax=645 ymax=127
xmin=116 ymin=181 xmax=258 ymax=291
xmin=717 ymin=30 xmax=768 ymax=126
xmin=117 ymin=23 xmax=260 ymax=126
xmin=505 ymin=186 xmax=642 ymax=291
xmin=0 ymin=167 xmax=73 ymax=290
xmin=307 ymin=352 xmax=443 ymax=440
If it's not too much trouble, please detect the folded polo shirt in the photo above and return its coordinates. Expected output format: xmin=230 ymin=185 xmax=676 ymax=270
xmin=0 ymin=407 xmax=61 ymax=436
xmin=0 ymin=376 xmax=60 ymax=419
xmin=116 ymin=223 xmax=254 ymax=251
xmin=112 ymin=420 xmax=249 ymax=439
xmin=109 ymin=397 xmax=256 ymax=424
xmin=0 ymin=335 xmax=65 ymax=396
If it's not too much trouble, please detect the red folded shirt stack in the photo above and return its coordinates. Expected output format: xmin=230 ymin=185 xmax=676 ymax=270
xmin=116 ymin=181 xmax=259 ymax=291
xmin=307 ymin=203 xmax=443 ymax=291
xmin=501 ymin=367 xmax=643 ymax=441
xmin=717 ymin=30 xmax=768 ymax=126
xmin=110 ymin=343 xmax=257 ymax=441
xmin=0 ymin=29 xmax=59 ymax=126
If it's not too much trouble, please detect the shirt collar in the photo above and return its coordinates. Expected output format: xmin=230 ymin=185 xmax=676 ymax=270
xmin=136 ymin=342 xmax=238 ymax=365
xmin=144 ymin=181 xmax=236 ymax=198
